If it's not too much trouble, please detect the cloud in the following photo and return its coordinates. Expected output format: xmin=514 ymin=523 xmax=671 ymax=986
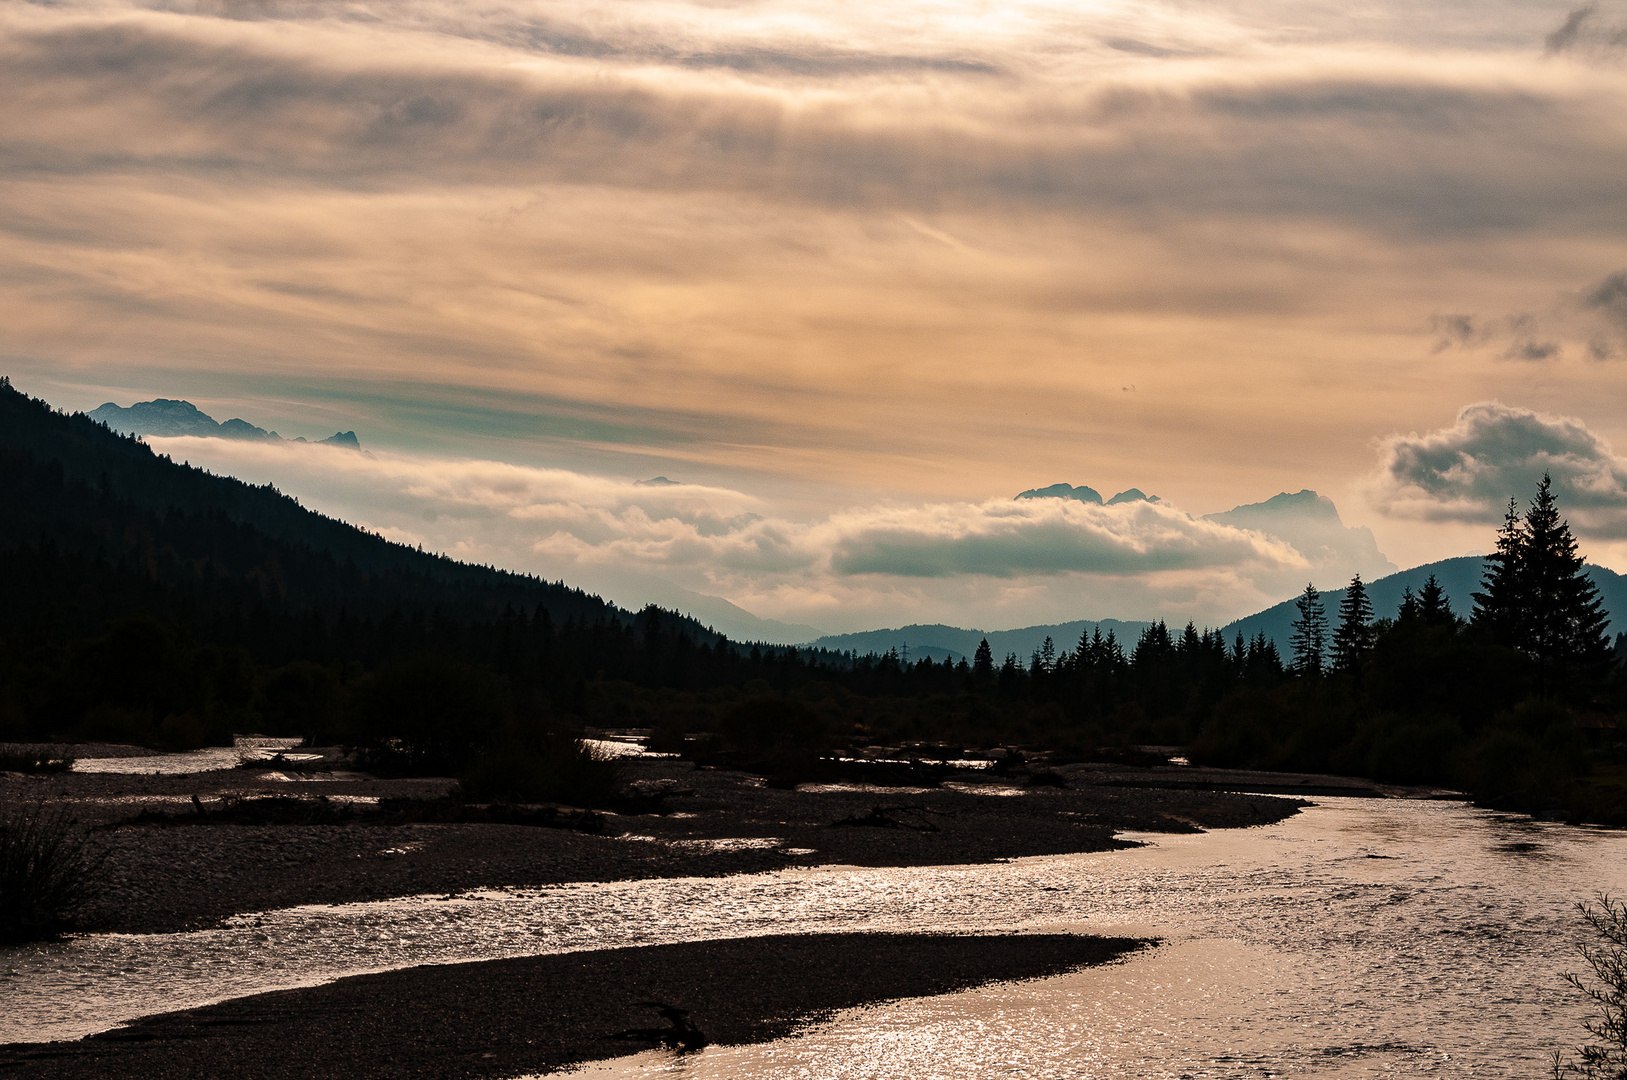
xmin=1543 ymin=2 xmax=1627 ymax=55
xmin=2 ymin=10 xmax=1625 ymax=236
xmin=144 ymin=435 xmax=1312 ymax=629
xmin=1587 ymin=270 xmax=1627 ymax=330
xmin=1426 ymin=266 xmax=1627 ymax=363
xmin=1547 ymin=6 xmax=1597 ymax=53
xmin=823 ymin=498 xmax=1299 ymax=578
xmin=8 ymin=0 xmax=1627 ymax=600
xmin=1371 ymin=401 xmax=1627 ymax=535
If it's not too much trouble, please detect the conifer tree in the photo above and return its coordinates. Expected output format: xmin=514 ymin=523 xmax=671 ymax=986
xmin=972 ymin=638 xmax=994 ymax=681
xmin=1290 ymin=582 xmax=1327 ymax=676
xmin=1396 ymin=585 xmax=1420 ymax=624
xmin=1417 ymin=574 xmax=1454 ymax=627
xmin=1331 ymin=573 xmax=1374 ymax=672
xmin=1522 ymin=473 xmax=1610 ymax=689
xmin=1473 ymin=497 xmax=1528 ymax=646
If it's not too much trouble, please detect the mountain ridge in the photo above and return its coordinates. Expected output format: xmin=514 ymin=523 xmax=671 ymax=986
xmin=88 ymin=398 xmax=364 ymax=451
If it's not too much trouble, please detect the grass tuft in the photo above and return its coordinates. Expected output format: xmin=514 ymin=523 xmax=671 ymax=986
xmin=0 ymin=802 xmax=104 ymax=943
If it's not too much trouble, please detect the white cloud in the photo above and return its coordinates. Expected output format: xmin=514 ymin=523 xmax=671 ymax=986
xmin=1370 ymin=401 xmax=1627 ymax=535
xmin=149 ymin=435 xmax=1319 ymax=631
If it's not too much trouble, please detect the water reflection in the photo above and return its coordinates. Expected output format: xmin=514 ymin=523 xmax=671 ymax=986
xmin=5 ymin=797 xmax=1624 ymax=1076
xmin=70 ymin=737 xmax=312 ymax=775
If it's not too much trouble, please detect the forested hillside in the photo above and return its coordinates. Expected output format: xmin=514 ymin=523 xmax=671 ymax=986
xmin=4 ymin=378 xmax=1626 ymax=825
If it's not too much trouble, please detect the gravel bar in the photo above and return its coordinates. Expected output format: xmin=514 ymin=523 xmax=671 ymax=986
xmin=0 ymin=932 xmax=1146 ymax=1080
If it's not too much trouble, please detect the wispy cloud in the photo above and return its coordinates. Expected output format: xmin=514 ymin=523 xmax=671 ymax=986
xmin=10 ymin=0 xmax=1627 ymax=606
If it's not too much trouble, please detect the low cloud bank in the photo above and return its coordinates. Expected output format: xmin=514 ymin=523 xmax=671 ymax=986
xmin=148 ymin=436 xmax=1328 ymax=629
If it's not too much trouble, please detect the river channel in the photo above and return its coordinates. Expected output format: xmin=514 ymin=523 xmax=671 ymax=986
xmin=4 ymin=795 xmax=1623 ymax=1076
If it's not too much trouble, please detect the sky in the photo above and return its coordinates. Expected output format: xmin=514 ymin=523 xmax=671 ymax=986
xmin=6 ymin=0 xmax=1627 ymax=635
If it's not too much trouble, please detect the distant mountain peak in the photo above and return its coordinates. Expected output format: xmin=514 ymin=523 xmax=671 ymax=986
xmin=87 ymin=398 xmax=359 ymax=450
xmin=1233 ymin=488 xmax=1340 ymax=520
xmin=1015 ymin=483 xmax=1158 ymax=505
xmin=1206 ymin=488 xmax=1394 ymax=580
xmin=1106 ymin=488 xmax=1158 ymax=505
xmin=636 ymin=476 xmax=681 ymax=487
xmin=1016 ymin=483 xmax=1102 ymax=503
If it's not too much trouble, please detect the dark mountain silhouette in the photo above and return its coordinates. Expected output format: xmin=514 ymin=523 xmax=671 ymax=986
xmin=0 ymin=377 xmax=708 ymax=640
xmin=1016 ymin=483 xmax=1103 ymax=504
xmin=88 ymin=397 xmax=360 ymax=449
xmin=1014 ymin=483 xmax=1157 ymax=505
xmin=1221 ymin=555 xmax=1627 ymax=648
xmin=1105 ymin=488 xmax=1157 ymax=505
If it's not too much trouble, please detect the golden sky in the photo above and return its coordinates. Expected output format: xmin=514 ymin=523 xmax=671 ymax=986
xmin=8 ymin=0 xmax=1627 ymax=633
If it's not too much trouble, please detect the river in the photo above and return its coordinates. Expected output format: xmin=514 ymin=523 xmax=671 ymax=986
xmin=5 ymin=795 xmax=1623 ymax=1076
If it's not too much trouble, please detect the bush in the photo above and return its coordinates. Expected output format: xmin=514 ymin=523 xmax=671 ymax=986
xmin=1554 ymin=894 xmax=1627 ymax=1079
xmin=720 ymin=698 xmax=827 ymax=753
xmin=0 ymin=802 xmax=103 ymax=943
xmin=459 ymin=729 xmax=621 ymax=808
xmin=0 ymin=752 xmax=73 ymax=774
xmin=347 ymin=659 xmax=509 ymax=775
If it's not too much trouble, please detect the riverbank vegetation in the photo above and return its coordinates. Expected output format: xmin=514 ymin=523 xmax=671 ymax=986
xmin=1554 ymin=894 xmax=1627 ymax=1080
xmin=0 ymin=802 xmax=102 ymax=943
xmin=2 ymin=379 xmax=1624 ymax=823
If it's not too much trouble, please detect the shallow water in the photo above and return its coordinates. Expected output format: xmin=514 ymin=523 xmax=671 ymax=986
xmin=5 ymin=797 xmax=1624 ymax=1076
xmin=70 ymin=737 xmax=313 ymax=775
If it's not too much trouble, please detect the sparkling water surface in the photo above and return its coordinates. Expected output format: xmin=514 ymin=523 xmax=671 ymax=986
xmin=4 ymin=797 xmax=1622 ymax=1076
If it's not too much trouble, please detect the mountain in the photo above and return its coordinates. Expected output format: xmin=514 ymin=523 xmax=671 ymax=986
xmin=1015 ymin=483 xmax=1157 ymax=505
xmin=88 ymin=398 xmax=361 ymax=450
xmin=0 ymin=378 xmax=695 ymax=637
xmin=1204 ymin=489 xmax=1395 ymax=582
xmin=1220 ymin=555 xmax=1627 ymax=649
xmin=574 ymin=568 xmax=824 ymax=646
xmin=809 ymin=619 xmax=1153 ymax=663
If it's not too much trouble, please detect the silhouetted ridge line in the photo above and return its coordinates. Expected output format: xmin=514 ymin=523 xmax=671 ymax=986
xmin=0 ymin=378 xmax=697 ymax=634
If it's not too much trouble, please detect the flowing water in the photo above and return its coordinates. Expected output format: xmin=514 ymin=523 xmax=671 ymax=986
xmin=69 ymin=737 xmax=315 ymax=775
xmin=4 ymin=796 xmax=1623 ymax=1077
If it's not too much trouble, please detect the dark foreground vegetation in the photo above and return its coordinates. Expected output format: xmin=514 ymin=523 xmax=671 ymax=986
xmin=0 ymin=932 xmax=1144 ymax=1080
xmin=2 ymin=376 xmax=1623 ymax=830
xmin=1553 ymin=894 xmax=1627 ymax=1079
xmin=0 ymin=802 xmax=103 ymax=943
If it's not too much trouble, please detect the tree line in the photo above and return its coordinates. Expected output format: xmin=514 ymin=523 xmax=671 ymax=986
xmin=1 ymin=378 xmax=1623 ymax=820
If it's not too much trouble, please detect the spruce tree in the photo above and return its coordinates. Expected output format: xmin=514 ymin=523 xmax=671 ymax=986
xmin=1522 ymin=473 xmax=1611 ymax=689
xmin=1331 ymin=573 xmax=1374 ymax=672
xmin=1417 ymin=574 xmax=1453 ymax=627
xmin=1290 ymin=582 xmax=1327 ymax=676
xmin=1397 ymin=585 xmax=1419 ymax=624
xmin=972 ymin=638 xmax=994 ymax=681
xmin=1472 ymin=497 xmax=1528 ymax=646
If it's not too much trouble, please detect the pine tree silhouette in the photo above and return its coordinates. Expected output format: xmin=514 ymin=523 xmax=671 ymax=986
xmin=1473 ymin=497 xmax=1528 ymax=646
xmin=972 ymin=638 xmax=994 ymax=681
xmin=1331 ymin=573 xmax=1374 ymax=673
xmin=1290 ymin=583 xmax=1327 ymax=676
xmin=1522 ymin=474 xmax=1610 ymax=692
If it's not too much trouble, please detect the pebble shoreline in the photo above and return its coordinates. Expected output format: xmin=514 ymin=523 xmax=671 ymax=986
xmin=1 ymin=749 xmax=1354 ymax=1078
xmin=0 ymin=932 xmax=1147 ymax=1079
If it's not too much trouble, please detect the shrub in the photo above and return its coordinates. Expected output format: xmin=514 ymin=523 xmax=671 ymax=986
xmin=0 ymin=802 xmax=103 ymax=943
xmin=720 ymin=698 xmax=826 ymax=753
xmin=459 ymin=729 xmax=621 ymax=808
xmin=0 ymin=752 xmax=73 ymax=774
xmin=1554 ymin=894 xmax=1627 ymax=1079
xmin=347 ymin=659 xmax=509 ymax=775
